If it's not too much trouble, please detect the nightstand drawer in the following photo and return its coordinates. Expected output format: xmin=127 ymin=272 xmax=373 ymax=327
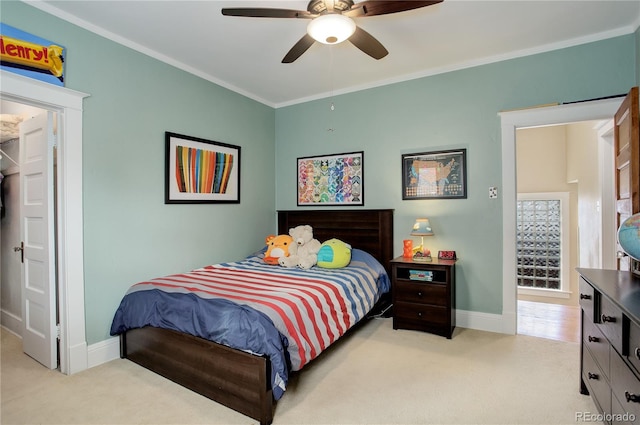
xmin=391 ymin=257 xmax=456 ymax=339
xmin=394 ymin=301 xmax=447 ymax=325
xmin=394 ymin=280 xmax=447 ymax=306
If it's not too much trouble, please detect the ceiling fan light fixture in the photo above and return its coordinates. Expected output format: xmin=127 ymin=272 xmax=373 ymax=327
xmin=307 ymin=14 xmax=356 ymax=45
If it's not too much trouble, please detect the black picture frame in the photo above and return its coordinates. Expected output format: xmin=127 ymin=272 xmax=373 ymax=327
xmin=402 ymin=148 xmax=467 ymax=200
xmin=297 ymin=151 xmax=364 ymax=206
xmin=165 ymin=132 xmax=241 ymax=204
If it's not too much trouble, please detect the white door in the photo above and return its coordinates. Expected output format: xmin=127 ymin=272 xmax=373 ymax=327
xmin=20 ymin=111 xmax=57 ymax=369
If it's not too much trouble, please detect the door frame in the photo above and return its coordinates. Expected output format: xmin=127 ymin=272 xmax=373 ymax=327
xmin=500 ymin=97 xmax=623 ymax=334
xmin=597 ymin=119 xmax=617 ymax=270
xmin=1 ymin=70 xmax=89 ymax=374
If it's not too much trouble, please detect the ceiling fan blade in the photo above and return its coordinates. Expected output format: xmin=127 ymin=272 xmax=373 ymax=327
xmin=344 ymin=0 xmax=443 ymax=17
xmin=221 ymin=8 xmax=314 ymax=19
xmin=282 ymin=34 xmax=316 ymax=63
xmin=348 ymin=26 xmax=388 ymax=60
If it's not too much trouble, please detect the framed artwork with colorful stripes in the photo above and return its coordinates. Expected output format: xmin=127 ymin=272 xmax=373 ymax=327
xmin=297 ymin=151 xmax=364 ymax=206
xmin=165 ymin=132 xmax=240 ymax=204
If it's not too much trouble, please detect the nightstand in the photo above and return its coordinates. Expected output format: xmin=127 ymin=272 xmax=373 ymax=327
xmin=391 ymin=256 xmax=456 ymax=339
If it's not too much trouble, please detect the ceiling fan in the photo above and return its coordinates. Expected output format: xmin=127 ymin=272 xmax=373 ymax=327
xmin=221 ymin=0 xmax=443 ymax=63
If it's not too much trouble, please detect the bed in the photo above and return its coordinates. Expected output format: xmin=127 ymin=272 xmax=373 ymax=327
xmin=111 ymin=209 xmax=393 ymax=425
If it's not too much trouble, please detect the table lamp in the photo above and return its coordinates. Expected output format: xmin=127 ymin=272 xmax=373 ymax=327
xmin=411 ymin=218 xmax=434 ymax=262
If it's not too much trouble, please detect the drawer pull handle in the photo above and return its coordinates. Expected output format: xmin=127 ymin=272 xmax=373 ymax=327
xmin=588 ymin=372 xmax=599 ymax=380
xmin=417 ymin=312 xmax=423 ymax=317
xmin=635 ymin=347 xmax=640 ymax=361
xmin=601 ymin=314 xmax=616 ymax=323
xmin=417 ymin=292 xmax=423 ymax=297
xmin=588 ymin=335 xmax=599 ymax=343
xmin=580 ymin=293 xmax=592 ymax=300
xmin=625 ymin=391 xmax=640 ymax=403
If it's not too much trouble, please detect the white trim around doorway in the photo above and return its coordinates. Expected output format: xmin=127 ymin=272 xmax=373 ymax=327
xmin=499 ymin=97 xmax=623 ymax=335
xmin=1 ymin=70 xmax=89 ymax=374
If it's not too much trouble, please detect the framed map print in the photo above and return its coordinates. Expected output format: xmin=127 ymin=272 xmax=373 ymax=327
xmin=297 ymin=151 xmax=364 ymax=206
xmin=402 ymin=149 xmax=467 ymax=200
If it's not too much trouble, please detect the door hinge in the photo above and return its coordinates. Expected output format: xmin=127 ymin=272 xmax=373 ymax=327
xmin=56 ymin=324 xmax=61 ymax=340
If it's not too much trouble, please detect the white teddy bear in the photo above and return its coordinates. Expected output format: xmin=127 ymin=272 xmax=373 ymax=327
xmin=278 ymin=225 xmax=322 ymax=269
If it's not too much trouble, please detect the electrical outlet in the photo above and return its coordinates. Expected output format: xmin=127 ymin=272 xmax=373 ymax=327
xmin=489 ymin=187 xmax=498 ymax=199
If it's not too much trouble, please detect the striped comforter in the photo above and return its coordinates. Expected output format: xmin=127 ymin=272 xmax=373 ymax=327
xmin=110 ymin=249 xmax=390 ymax=399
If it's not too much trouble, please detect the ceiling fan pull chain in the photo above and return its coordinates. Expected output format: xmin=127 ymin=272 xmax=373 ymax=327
xmin=327 ymin=46 xmax=336 ymax=132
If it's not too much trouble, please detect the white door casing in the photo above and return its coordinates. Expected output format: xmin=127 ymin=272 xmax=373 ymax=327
xmin=500 ymin=97 xmax=623 ymax=334
xmin=20 ymin=111 xmax=56 ymax=368
xmin=1 ymin=70 xmax=89 ymax=374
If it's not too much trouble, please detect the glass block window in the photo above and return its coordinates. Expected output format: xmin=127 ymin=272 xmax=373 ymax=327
xmin=516 ymin=198 xmax=562 ymax=290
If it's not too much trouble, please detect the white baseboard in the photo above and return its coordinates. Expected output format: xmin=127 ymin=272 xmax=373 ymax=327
xmin=456 ymin=309 xmax=516 ymax=335
xmin=1 ymin=308 xmax=22 ymax=336
xmin=87 ymin=335 xmax=120 ymax=368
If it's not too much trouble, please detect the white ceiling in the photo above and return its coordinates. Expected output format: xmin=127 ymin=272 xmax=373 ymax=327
xmin=29 ymin=0 xmax=640 ymax=108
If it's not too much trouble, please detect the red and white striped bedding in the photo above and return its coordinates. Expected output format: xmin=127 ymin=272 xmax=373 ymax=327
xmin=124 ymin=252 xmax=388 ymax=371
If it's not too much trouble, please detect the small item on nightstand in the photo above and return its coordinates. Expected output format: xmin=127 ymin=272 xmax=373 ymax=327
xmin=412 ymin=248 xmax=432 ymax=262
xmin=409 ymin=269 xmax=433 ymax=281
xmin=438 ymin=250 xmax=457 ymax=260
xmin=403 ymin=239 xmax=413 ymax=258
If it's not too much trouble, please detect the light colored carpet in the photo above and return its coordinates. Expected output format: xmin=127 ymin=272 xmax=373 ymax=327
xmin=1 ymin=318 xmax=596 ymax=425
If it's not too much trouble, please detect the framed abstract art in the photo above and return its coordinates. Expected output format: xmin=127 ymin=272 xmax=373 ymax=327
xmin=165 ymin=132 xmax=241 ymax=204
xmin=297 ymin=151 xmax=364 ymax=206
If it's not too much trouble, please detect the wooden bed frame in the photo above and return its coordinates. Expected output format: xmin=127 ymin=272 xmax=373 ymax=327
xmin=120 ymin=209 xmax=394 ymax=425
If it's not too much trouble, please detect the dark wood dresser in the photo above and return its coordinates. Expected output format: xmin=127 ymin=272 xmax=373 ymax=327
xmin=577 ymin=268 xmax=640 ymax=424
xmin=391 ymin=256 xmax=456 ymax=339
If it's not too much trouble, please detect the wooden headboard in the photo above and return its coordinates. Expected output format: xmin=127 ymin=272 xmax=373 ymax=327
xmin=277 ymin=209 xmax=394 ymax=274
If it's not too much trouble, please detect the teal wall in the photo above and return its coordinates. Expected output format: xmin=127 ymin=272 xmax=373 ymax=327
xmin=275 ymin=35 xmax=637 ymax=315
xmin=2 ymin=1 xmax=638 ymax=344
xmin=636 ymin=26 xmax=640 ymax=84
xmin=1 ymin=2 xmax=276 ymax=344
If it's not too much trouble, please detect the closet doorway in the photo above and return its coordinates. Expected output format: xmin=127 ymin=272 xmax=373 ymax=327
xmin=0 ymin=71 xmax=88 ymax=375
xmin=1 ymin=102 xmax=59 ymax=368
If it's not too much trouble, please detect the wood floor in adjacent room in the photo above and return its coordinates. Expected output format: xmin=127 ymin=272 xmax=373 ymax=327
xmin=517 ymin=300 xmax=580 ymax=343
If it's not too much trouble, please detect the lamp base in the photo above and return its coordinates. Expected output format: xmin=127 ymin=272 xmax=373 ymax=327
xmin=412 ymin=244 xmax=432 ymax=262
xmin=413 ymin=255 xmax=432 ymax=262
xmin=412 ymin=251 xmax=432 ymax=262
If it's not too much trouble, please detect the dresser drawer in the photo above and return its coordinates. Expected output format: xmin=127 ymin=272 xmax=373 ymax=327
xmin=394 ymin=301 xmax=447 ymax=325
xmin=394 ymin=280 xmax=447 ymax=306
xmin=583 ymin=345 xmax=612 ymax=417
xmin=584 ymin=317 xmax=610 ymax=380
xmin=627 ymin=320 xmax=640 ymax=375
xmin=579 ymin=277 xmax=597 ymax=323
xmin=599 ymin=297 xmax=625 ymax=355
xmin=611 ymin=350 xmax=640 ymax=419
xmin=612 ymin=395 xmax=636 ymax=425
